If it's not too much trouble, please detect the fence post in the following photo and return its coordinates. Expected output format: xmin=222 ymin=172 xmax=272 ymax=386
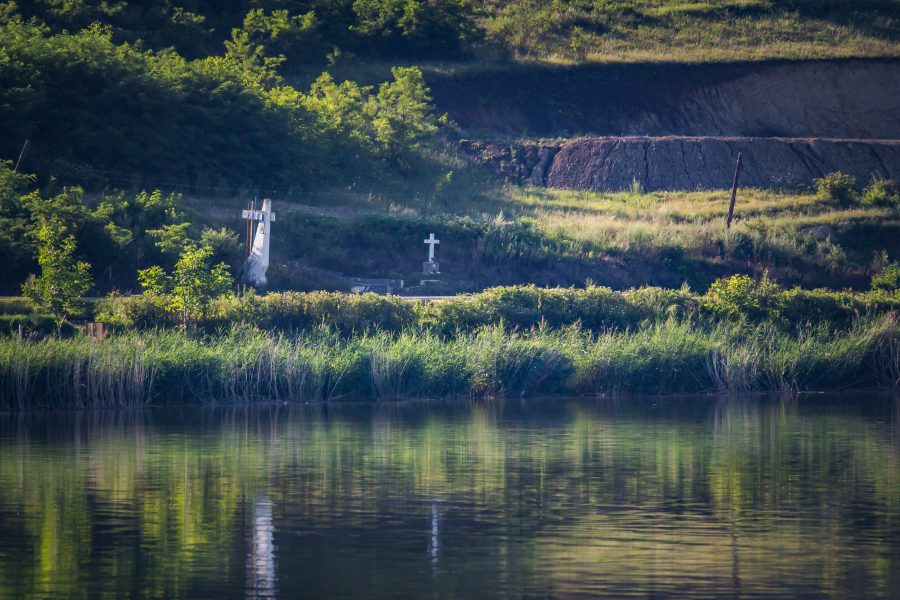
xmin=726 ymin=152 xmax=743 ymax=229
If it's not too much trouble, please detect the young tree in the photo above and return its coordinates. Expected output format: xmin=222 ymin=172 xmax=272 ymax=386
xmin=138 ymin=243 xmax=233 ymax=325
xmin=22 ymin=218 xmax=93 ymax=330
xmin=367 ymin=66 xmax=440 ymax=167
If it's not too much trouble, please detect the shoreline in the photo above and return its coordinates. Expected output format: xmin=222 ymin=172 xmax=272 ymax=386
xmin=1 ymin=388 xmax=898 ymax=415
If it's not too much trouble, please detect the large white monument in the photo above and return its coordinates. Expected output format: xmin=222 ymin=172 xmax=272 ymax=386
xmin=423 ymin=233 xmax=440 ymax=274
xmin=242 ymin=199 xmax=275 ymax=287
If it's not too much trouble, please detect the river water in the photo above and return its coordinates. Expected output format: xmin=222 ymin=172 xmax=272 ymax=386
xmin=0 ymin=395 xmax=898 ymax=599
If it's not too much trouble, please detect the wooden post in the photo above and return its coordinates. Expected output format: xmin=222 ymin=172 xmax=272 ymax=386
xmin=17 ymin=324 xmax=24 ymax=343
xmin=14 ymin=139 xmax=31 ymax=174
xmin=245 ymin=199 xmax=254 ymax=257
xmin=726 ymin=152 xmax=743 ymax=229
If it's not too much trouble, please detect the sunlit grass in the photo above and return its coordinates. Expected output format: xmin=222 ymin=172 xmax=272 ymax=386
xmin=481 ymin=0 xmax=900 ymax=64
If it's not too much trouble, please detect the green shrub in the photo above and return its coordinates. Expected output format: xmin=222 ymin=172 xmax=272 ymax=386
xmin=871 ymin=258 xmax=900 ymax=293
xmin=779 ymin=287 xmax=863 ymax=325
xmin=862 ymin=178 xmax=900 ymax=208
xmin=815 ymin=172 xmax=858 ymax=206
xmin=98 ymin=283 xmax=898 ymax=335
xmin=703 ymin=271 xmax=784 ymax=322
xmin=96 ymin=294 xmax=175 ymax=329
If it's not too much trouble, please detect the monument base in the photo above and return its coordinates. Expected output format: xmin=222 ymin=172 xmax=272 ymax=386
xmin=423 ymin=261 xmax=440 ymax=274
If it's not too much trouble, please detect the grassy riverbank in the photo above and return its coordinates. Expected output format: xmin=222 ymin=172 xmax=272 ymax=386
xmin=3 ymin=283 xmax=899 ymax=409
xmin=1 ymin=316 xmax=897 ymax=409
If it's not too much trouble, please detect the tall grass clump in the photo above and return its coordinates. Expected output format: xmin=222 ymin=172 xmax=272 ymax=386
xmin=704 ymin=315 xmax=899 ymax=392
xmin=0 ymin=336 xmax=152 ymax=410
xmin=570 ymin=320 xmax=713 ymax=395
xmin=1 ymin=314 xmax=897 ymax=410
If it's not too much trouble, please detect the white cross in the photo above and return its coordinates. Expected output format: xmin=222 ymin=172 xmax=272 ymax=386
xmin=424 ymin=233 xmax=440 ymax=262
xmin=241 ymin=208 xmax=276 ymax=223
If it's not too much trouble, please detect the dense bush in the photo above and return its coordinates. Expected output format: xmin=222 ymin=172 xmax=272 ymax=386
xmin=815 ymin=172 xmax=858 ymax=206
xmin=0 ymin=21 xmax=443 ymax=191
xmin=871 ymin=258 xmax=900 ymax=293
xmin=94 ymin=283 xmax=898 ymax=334
xmin=7 ymin=0 xmax=479 ymax=61
xmin=0 ymin=164 xmax=224 ymax=294
xmin=702 ymin=271 xmax=784 ymax=322
xmin=862 ymin=178 xmax=900 ymax=208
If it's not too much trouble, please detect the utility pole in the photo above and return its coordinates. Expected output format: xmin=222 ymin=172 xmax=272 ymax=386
xmin=726 ymin=152 xmax=743 ymax=229
xmin=14 ymin=139 xmax=31 ymax=174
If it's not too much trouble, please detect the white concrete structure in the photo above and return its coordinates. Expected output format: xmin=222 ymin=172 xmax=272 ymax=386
xmin=242 ymin=199 xmax=275 ymax=287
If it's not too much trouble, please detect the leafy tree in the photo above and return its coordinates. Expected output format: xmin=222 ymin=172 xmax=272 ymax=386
xmin=148 ymin=222 xmax=193 ymax=258
xmin=352 ymin=0 xmax=477 ymax=57
xmin=138 ymin=243 xmax=233 ymax=324
xmin=302 ymin=73 xmax=373 ymax=148
xmin=136 ymin=265 xmax=169 ymax=297
xmin=0 ymin=162 xmax=36 ymax=288
xmin=200 ymin=227 xmax=243 ymax=271
xmin=22 ymin=217 xmax=93 ymax=329
xmin=231 ymin=9 xmax=320 ymax=63
xmin=367 ymin=66 xmax=440 ymax=166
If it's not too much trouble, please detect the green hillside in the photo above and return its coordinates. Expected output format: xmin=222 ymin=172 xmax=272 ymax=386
xmin=1 ymin=1 xmax=899 ymax=300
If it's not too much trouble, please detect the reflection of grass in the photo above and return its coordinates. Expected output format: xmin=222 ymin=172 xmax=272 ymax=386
xmin=0 ymin=400 xmax=897 ymax=597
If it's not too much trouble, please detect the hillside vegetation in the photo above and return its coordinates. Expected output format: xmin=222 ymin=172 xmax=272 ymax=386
xmin=230 ymin=184 xmax=900 ymax=292
xmin=1 ymin=2 xmax=898 ymax=309
xmin=2 ymin=1 xmax=898 ymax=192
xmin=480 ymin=0 xmax=900 ymax=63
xmin=2 ymin=157 xmax=899 ymax=296
xmin=8 ymin=0 xmax=899 ymax=64
xmin=0 ymin=18 xmax=451 ymax=191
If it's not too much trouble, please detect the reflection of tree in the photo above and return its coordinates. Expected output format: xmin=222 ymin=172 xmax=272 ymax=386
xmin=0 ymin=400 xmax=896 ymax=598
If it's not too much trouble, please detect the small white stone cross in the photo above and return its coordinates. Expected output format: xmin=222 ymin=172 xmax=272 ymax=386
xmin=424 ymin=233 xmax=440 ymax=262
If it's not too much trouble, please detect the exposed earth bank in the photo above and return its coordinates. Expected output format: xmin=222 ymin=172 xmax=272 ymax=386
xmin=429 ymin=59 xmax=900 ymax=138
xmin=460 ymin=137 xmax=900 ymax=191
xmin=432 ymin=59 xmax=900 ymax=190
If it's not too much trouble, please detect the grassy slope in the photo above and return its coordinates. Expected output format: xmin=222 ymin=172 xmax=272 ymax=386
xmin=184 ymin=186 xmax=899 ymax=293
xmin=3 ymin=2 xmax=898 ymax=297
xmin=477 ymin=0 xmax=900 ymax=64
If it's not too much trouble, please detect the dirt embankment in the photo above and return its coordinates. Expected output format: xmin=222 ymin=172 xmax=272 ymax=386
xmin=433 ymin=59 xmax=900 ymax=190
xmin=460 ymin=137 xmax=900 ymax=191
xmin=429 ymin=59 xmax=900 ymax=139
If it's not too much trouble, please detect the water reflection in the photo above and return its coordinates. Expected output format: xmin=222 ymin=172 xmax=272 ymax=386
xmin=247 ymin=497 xmax=277 ymax=600
xmin=0 ymin=395 xmax=897 ymax=598
xmin=429 ymin=502 xmax=440 ymax=571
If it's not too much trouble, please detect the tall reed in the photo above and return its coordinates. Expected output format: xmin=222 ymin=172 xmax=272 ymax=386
xmin=1 ymin=315 xmax=897 ymax=410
